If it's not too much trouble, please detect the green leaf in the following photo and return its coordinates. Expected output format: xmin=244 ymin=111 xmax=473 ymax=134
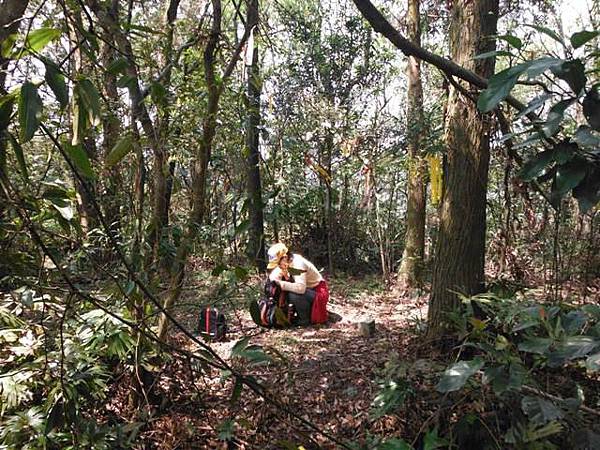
xmin=25 ymin=28 xmax=61 ymax=54
xmin=521 ymin=396 xmax=563 ymax=426
xmin=436 ymin=358 xmax=484 ymax=393
xmin=44 ymin=61 xmax=68 ymax=109
xmin=570 ymin=30 xmax=600 ymax=49
xmin=8 ymin=134 xmax=29 ymax=182
xmin=150 ymin=81 xmax=167 ymax=105
xmin=522 ymin=57 xmax=565 ymax=79
xmin=378 ymin=438 xmax=413 ymax=450
xmin=106 ymin=134 xmax=134 ymax=167
xmin=573 ymin=126 xmax=600 ymax=148
xmin=231 ymin=336 xmax=251 ymax=357
xmin=230 ymin=377 xmax=243 ymax=404
xmin=0 ymin=33 xmax=17 ymax=58
xmin=18 ymin=82 xmax=43 ymax=143
xmin=550 ymin=157 xmax=588 ymax=205
xmin=552 ymin=141 xmax=577 ymax=164
xmin=497 ymin=34 xmax=523 ymax=49
xmin=586 ymin=353 xmax=600 ymax=371
xmin=573 ymin=170 xmax=600 ymax=212
xmin=106 ymin=57 xmax=129 ymax=75
xmin=234 ymin=266 xmax=249 ymax=281
xmin=518 ymin=149 xmax=555 ymax=181
xmin=526 ymin=24 xmax=564 ymax=46
xmin=582 ymin=88 xmax=600 ymax=131
xmin=548 ymin=336 xmax=600 ymax=367
xmin=117 ymin=75 xmax=137 ymax=90
xmin=65 ymin=142 xmax=95 ymax=179
xmin=73 ymin=78 xmax=101 ymax=144
xmin=551 ymin=59 xmax=586 ymax=95
xmin=518 ymin=337 xmax=553 ymax=355
xmin=477 ymin=65 xmax=522 ymax=112
xmin=562 ymin=310 xmax=587 ymax=334
xmin=217 ymin=419 xmax=235 ymax=441
xmin=543 ymin=98 xmax=575 ymax=137
xmin=516 ymin=93 xmax=552 ymax=119
xmin=423 ymin=428 xmax=448 ymax=450
xmin=473 ymin=50 xmax=513 ymax=60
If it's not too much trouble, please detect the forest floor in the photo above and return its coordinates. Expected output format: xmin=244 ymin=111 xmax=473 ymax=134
xmin=127 ymin=274 xmax=600 ymax=449
xmin=135 ymin=275 xmax=448 ymax=449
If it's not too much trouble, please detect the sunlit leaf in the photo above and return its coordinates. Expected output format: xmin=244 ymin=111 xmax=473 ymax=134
xmin=436 ymin=358 xmax=484 ymax=393
xmin=497 ymin=34 xmax=523 ymax=49
xmin=106 ymin=134 xmax=134 ymax=167
xmin=25 ymin=28 xmax=61 ymax=54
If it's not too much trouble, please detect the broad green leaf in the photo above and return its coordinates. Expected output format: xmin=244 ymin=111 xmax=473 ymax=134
xmin=582 ymin=88 xmax=600 ymax=131
xmin=518 ymin=337 xmax=553 ymax=355
xmin=497 ymin=34 xmax=523 ymax=49
xmin=522 ymin=57 xmax=565 ymax=79
xmin=231 ymin=336 xmax=251 ymax=357
xmin=477 ymin=66 xmax=522 ymax=112
xmin=543 ymin=98 xmax=575 ymax=137
xmin=521 ymin=396 xmax=563 ymax=426
xmin=436 ymin=358 xmax=484 ymax=393
xmin=552 ymin=141 xmax=576 ymax=164
xmin=572 ymin=170 xmax=600 ymax=211
xmin=513 ymin=132 xmax=545 ymax=150
xmin=551 ymin=59 xmax=586 ymax=95
xmin=44 ymin=61 xmax=68 ymax=109
xmin=51 ymin=202 xmax=74 ymax=221
xmin=65 ymin=142 xmax=95 ymax=179
xmin=586 ymin=353 xmax=600 ymax=371
xmin=562 ymin=310 xmax=587 ymax=334
xmin=230 ymin=377 xmax=243 ymax=404
xmin=550 ymin=157 xmax=588 ymax=205
xmin=18 ymin=81 xmax=42 ymax=143
xmin=106 ymin=134 xmax=134 ymax=167
xmin=106 ymin=57 xmax=129 ymax=75
xmin=473 ymin=50 xmax=513 ymax=60
xmin=573 ymin=126 xmax=600 ymax=148
xmin=25 ymin=28 xmax=61 ymax=54
xmin=8 ymin=134 xmax=29 ymax=182
xmin=548 ymin=336 xmax=599 ymax=367
xmin=483 ymin=364 xmax=525 ymax=394
xmin=526 ymin=24 xmax=565 ymax=46
xmin=518 ymin=149 xmax=555 ymax=181
xmin=570 ymin=30 xmax=600 ymax=49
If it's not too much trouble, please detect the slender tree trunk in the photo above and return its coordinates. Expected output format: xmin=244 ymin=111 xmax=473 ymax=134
xmin=398 ymin=0 xmax=426 ymax=289
xmin=0 ymin=0 xmax=29 ymax=267
xmin=244 ymin=0 xmax=266 ymax=271
xmin=427 ymin=0 xmax=499 ymax=340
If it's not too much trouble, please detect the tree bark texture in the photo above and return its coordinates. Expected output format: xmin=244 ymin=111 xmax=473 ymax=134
xmin=397 ymin=0 xmax=426 ymax=289
xmin=244 ymin=0 xmax=266 ymax=271
xmin=427 ymin=0 xmax=498 ymax=339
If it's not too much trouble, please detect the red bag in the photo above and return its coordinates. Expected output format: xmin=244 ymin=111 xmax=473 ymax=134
xmin=311 ymin=280 xmax=329 ymax=324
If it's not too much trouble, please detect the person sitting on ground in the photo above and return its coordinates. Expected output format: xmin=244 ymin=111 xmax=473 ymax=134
xmin=267 ymin=242 xmax=329 ymax=326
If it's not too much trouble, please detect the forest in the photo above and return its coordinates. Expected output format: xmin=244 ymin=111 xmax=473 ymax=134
xmin=1 ymin=0 xmax=599 ymax=448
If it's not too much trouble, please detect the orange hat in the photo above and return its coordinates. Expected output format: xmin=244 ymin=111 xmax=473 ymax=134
xmin=267 ymin=243 xmax=288 ymax=270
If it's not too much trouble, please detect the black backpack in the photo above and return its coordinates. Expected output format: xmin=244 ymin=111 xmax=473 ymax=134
xmin=197 ymin=307 xmax=227 ymax=341
xmin=253 ymin=278 xmax=297 ymax=328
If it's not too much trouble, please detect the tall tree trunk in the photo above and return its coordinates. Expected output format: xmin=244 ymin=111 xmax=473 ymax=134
xmin=397 ymin=0 xmax=426 ymax=289
xmin=244 ymin=0 xmax=266 ymax=271
xmin=427 ymin=0 xmax=498 ymax=340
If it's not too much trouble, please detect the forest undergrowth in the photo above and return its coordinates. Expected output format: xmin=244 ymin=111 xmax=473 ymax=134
xmin=99 ymin=271 xmax=600 ymax=449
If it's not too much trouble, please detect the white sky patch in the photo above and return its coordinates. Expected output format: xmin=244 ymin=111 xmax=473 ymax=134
xmin=560 ymin=0 xmax=593 ymax=34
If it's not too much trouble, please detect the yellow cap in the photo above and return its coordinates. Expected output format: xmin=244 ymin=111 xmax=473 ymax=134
xmin=267 ymin=243 xmax=288 ymax=269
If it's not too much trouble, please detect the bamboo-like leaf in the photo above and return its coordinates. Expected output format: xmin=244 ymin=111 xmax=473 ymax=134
xmin=44 ymin=61 xmax=68 ymax=109
xmin=496 ymin=34 xmax=523 ymax=49
xmin=25 ymin=28 xmax=61 ymax=54
xmin=18 ymin=82 xmax=42 ymax=143
xmin=8 ymin=134 xmax=29 ymax=182
xmin=526 ymin=24 xmax=565 ymax=46
xmin=65 ymin=142 xmax=95 ymax=179
xmin=106 ymin=134 xmax=134 ymax=167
